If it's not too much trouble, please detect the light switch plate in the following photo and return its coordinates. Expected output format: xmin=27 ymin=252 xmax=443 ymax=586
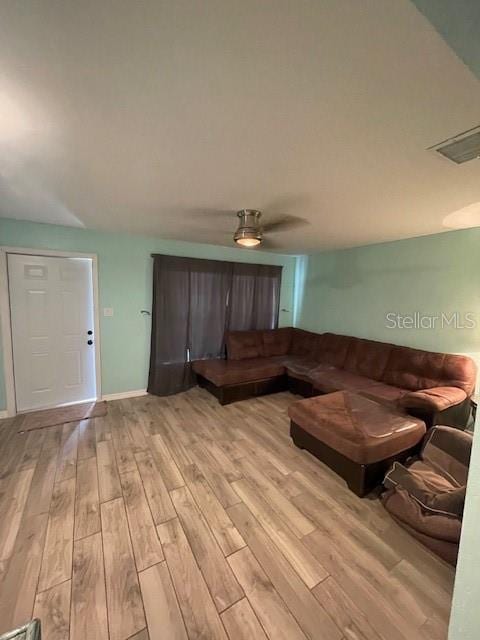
xmin=103 ymin=307 xmax=114 ymax=317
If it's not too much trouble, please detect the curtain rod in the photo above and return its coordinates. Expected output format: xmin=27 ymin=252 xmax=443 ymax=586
xmin=150 ymin=253 xmax=283 ymax=268
xmin=150 ymin=253 xmax=283 ymax=269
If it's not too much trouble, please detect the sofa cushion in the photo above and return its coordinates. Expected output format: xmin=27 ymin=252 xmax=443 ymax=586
xmin=290 ymin=329 xmax=320 ymax=357
xmin=309 ymin=367 xmax=377 ymax=394
xmin=360 ymin=382 xmax=407 ymax=404
xmin=382 ymin=345 xmax=477 ymax=395
xmin=261 ymin=327 xmax=293 ymax=357
xmin=287 ymin=391 xmax=426 ymax=464
xmin=193 ymin=357 xmax=285 ymax=386
xmin=283 ymin=358 xmax=321 ymax=382
xmin=344 ymin=337 xmax=392 ymax=381
xmin=226 ymin=330 xmax=263 ymax=360
xmin=398 ymin=386 xmax=467 ymax=413
xmin=315 ymin=333 xmax=353 ymax=368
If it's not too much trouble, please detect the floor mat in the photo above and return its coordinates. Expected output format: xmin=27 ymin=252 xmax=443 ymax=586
xmin=14 ymin=400 xmax=107 ymax=432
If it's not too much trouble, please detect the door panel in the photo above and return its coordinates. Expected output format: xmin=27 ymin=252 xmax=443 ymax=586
xmin=61 ymin=291 xmax=81 ymax=334
xmin=26 ymin=289 xmax=49 ymax=336
xmin=30 ymin=352 xmax=54 ymax=393
xmin=8 ymin=254 xmax=97 ymax=412
xmin=62 ymin=350 xmax=82 ymax=387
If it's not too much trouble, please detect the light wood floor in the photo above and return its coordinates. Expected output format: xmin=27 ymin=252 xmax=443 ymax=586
xmin=0 ymin=388 xmax=454 ymax=640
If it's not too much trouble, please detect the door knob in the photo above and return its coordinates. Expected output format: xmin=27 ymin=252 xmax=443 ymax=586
xmin=87 ymin=340 xmax=93 ymax=345
xmin=87 ymin=330 xmax=93 ymax=335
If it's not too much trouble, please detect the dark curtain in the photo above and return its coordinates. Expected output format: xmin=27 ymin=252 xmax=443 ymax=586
xmin=227 ymin=263 xmax=282 ymax=331
xmin=148 ymin=255 xmax=282 ymax=396
xmin=188 ymin=260 xmax=232 ymax=360
xmin=147 ymin=256 xmax=192 ymax=396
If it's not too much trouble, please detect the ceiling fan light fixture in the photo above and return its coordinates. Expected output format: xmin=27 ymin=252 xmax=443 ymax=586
xmin=234 ymin=232 xmax=262 ymax=247
xmin=234 ymin=209 xmax=262 ymax=247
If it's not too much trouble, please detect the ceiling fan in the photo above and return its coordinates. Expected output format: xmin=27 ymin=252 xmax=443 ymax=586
xmin=232 ymin=209 xmax=307 ymax=248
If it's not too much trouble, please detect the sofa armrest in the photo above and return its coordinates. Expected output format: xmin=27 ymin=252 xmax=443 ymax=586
xmin=398 ymin=386 xmax=468 ymax=413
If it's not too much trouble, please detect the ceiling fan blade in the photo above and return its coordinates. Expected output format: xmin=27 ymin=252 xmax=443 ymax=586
xmin=261 ymin=215 xmax=309 ymax=232
xmin=191 ymin=208 xmax=236 ymax=219
xmin=164 ymin=207 xmax=236 ymax=220
xmin=263 ymin=194 xmax=312 ymax=212
xmin=259 ymin=238 xmax=281 ymax=250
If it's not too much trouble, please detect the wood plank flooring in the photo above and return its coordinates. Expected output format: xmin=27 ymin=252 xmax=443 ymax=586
xmin=0 ymin=388 xmax=454 ymax=639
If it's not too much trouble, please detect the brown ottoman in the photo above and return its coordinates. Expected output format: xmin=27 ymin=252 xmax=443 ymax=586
xmin=288 ymin=391 xmax=426 ymax=496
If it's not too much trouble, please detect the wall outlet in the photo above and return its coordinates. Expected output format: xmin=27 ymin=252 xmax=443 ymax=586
xmin=103 ymin=307 xmax=114 ymax=317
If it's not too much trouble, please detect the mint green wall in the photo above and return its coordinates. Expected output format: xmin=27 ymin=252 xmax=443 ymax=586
xmin=296 ymin=228 xmax=480 ymax=362
xmin=0 ymin=218 xmax=297 ymax=410
xmin=449 ymin=413 xmax=480 ymax=639
xmin=411 ymin=0 xmax=480 ymax=81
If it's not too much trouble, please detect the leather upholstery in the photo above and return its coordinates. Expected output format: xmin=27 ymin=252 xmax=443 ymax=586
xmin=287 ymin=391 xmax=426 ymax=464
xmin=382 ymin=345 xmax=476 ymax=395
xmin=315 ymin=333 xmax=352 ymax=368
xmin=226 ymin=330 xmax=263 ymax=360
xmin=310 ymin=367 xmax=377 ymax=394
xmin=197 ymin=328 xmax=476 ymax=415
xmin=284 ymin=358 xmax=327 ymax=381
xmin=360 ymin=382 xmax=407 ymax=404
xmin=261 ymin=327 xmax=293 ymax=357
xmin=398 ymin=386 xmax=468 ymax=412
xmin=343 ymin=337 xmax=392 ymax=381
xmin=193 ymin=356 xmax=285 ymax=386
xmin=226 ymin=327 xmax=293 ymax=359
xmin=290 ymin=329 xmax=320 ymax=357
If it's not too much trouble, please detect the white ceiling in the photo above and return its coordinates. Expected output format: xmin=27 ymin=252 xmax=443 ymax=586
xmin=0 ymin=0 xmax=479 ymax=254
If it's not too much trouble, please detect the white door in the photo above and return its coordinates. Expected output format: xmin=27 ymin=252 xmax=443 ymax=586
xmin=8 ymin=253 xmax=97 ymax=412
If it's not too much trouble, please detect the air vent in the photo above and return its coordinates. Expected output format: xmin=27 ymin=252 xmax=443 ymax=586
xmin=429 ymin=125 xmax=480 ymax=164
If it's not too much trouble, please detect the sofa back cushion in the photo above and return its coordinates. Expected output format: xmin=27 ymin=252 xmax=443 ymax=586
xmin=382 ymin=345 xmax=476 ymax=395
xmin=344 ymin=337 xmax=393 ymax=381
xmin=261 ymin=327 xmax=293 ymax=357
xmin=290 ymin=329 xmax=320 ymax=357
xmin=226 ymin=330 xmax=263 ymax=360
xmin=315 ymin=333 xmax=353 ymax=368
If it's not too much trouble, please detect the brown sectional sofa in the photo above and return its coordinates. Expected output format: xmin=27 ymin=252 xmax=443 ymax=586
xmin=193 ymin=327 xmax=476 ymax=428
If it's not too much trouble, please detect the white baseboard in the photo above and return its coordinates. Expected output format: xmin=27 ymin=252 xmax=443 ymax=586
xmin=102 ymin=389 xmax=148 ymax=402
xmin=0 ymin=410 xmax=8 ymax=419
